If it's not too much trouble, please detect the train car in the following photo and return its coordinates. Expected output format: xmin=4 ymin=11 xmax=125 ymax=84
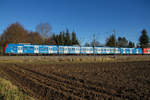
xmin=58 ymin=46 xmax=80 ymax=54
xmin=143 ymin=48 xmax=150 ymax=54
xmin=47 ymin=45 xmax=58 ymax=54
xmin=38 ymin=45 xmax=58 ymax=54
xmin=23 ymin=44 xmax=35 ymax=54
xmin=120 ymin=48 xmax=142 ymax=54
xmin=5 ymin=44 xmax=58 ymax=54
xmin=80 ymin=47 xmax=93 ymax=54
xmin=133 ymin=48 xmax=143 ymax=54
xmin=120 ymin=48 xmax=133 ymax=54
xmin=5 ymin=44 xmax=24 ymax=54
xmin=94 ymin=47 xmax=121 ymax=54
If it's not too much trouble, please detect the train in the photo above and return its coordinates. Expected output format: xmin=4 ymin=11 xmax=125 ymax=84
xmin=4 ymin=43 xmax=150 ymax=55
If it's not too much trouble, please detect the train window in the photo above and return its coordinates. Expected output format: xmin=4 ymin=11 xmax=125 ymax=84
xmin=18 ymin=47 xmax=22 ymax=50
xmin=24 ymin=47 xmax=27 ymax=50
xmin=44 ymin=48 xmax=48 ymax=50
xmin=83 ymin=48 xmax=85 ymax=51
xmin=42 ymin=47 xmax=48 ymax=51
xmin=60 ymin=47 xmax=63 ymax=50
xmin=13 ymin=47 xmax=17 ymax=50
xmin=40 ymin=47 xmax=48 ymax=51
xmin=29 ymin=47 xmax=34 ymax=50
xmin=49 ymin=48 xmax=52 ymax=50
xmin=34 ymin=47 xmax=38 ymax=50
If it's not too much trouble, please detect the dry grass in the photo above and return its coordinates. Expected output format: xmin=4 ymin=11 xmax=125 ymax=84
xmin=1 ymin=55 xmax=150 ymax=64
xmin=0 ymin=77 xmax=35 ymax=100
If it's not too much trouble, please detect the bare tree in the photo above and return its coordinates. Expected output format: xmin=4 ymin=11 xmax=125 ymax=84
xmin=36 ymin=23 xmax=52 ymax=38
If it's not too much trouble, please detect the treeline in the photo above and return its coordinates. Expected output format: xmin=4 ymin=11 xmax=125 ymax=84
xmin=85 ymin=29 xmax=150 ymax=48
xmin=52 ymin=29 xmax=79 ymax=46
xmin=0 ymin=22 xmax=150 ymax=54
xmin=105 ymin=35 xmax=135 ymax=48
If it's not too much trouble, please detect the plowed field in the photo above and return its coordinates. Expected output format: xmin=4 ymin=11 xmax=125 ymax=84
xmin=0 ymin=61 xmax=150 ymax=100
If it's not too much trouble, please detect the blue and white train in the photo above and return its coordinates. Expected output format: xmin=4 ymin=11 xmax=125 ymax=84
xmin=4 ymin=43 xmax=143 ymax=55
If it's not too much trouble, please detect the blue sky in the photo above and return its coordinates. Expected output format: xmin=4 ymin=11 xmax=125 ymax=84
xmin=0 ymin=0 xmax=150 ymax=45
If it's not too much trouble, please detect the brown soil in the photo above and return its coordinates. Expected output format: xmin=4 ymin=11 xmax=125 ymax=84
xmin=0 ymin=61 xmax=150 ymax=100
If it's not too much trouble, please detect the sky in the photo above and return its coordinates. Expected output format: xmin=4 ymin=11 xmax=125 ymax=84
xmin=0 ymin=0 xmax=150 ymax=45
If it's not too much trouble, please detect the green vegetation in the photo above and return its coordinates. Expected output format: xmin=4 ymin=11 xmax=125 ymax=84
xmin=53 ymin=29 xmax=79 ymax=46
xmin=0 ymin=77 xmax=34 ymax=100
xmin=106 ymin=34 xmax=116 ymax=47
xmin=139 ymin=29 xmax=149 ymax=48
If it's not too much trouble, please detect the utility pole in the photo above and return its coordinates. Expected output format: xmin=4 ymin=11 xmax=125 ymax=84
xmin=113 ymin=29 xmax=117 ymax=56
xmin=93 ymin=34 xmax=96 ymax=55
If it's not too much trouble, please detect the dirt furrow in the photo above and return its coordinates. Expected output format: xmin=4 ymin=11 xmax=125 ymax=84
xmin=4 ymin=66 xmax=82 ymax=100
xmin=8 ymin=65 xmax=127 ymax=100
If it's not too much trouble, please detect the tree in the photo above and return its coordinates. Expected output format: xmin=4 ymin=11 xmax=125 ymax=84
xmin=1 ymin=22 xmax=28 ymax=44
xmin=65 ymin=29 xmax=72 ymax=45
xmin=84 ymin=42 xmax=90 ymax=46
xmin=54 ymin=34 xmax=60 ymax=45
xmin=105 ymin=34 xmax=116 ymax=47
xmin=139 ymin=29 xmax=149 ymax=48
xmin=59 ymin=32 xmax=65 ymax=45
xmin=45 ymin=36 xmax=56 ymax=45
xmin=90 ymin=40 xmax=101 ymax=47
xmin=51 ymin=29 xmax=80 ymax=46
xmin=28 ymin=31 xmax=43 ymax=44
xmin=36 ymin=23 xmax=52 ymax=44
xmin=72 ymin=31 xmax=79 ymax=45
xmin=117 ymin=37 xmax=128 ymax=47
xmin=128 ymin=41 xmax=135 ymax=48
xmin=36 ymin=23 xmax=52 ymax=38
xmin=0 ymin=22 xmax=28 ymax=54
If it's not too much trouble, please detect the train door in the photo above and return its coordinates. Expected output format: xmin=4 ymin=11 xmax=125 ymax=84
xmin=64 ymin=47 xmax=68 ymax=54
xmin=123 ymin=48 xmax=126 ymax=54
xmin=18 ymin=46 xmax=23 ymax=53
xmin=48 ymin=46 xmax=53 ymax=54
xmin=130 ymin=49 xmax=132 ymax=54
xmin=34 ymin=46 xmax=39 ymax=53
xmin=136 ymin=49 xmax=139 ymax=54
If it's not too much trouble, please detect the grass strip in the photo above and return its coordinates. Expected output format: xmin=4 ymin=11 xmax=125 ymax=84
xmin=0 ymin=77 xmax=35 ymax=100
